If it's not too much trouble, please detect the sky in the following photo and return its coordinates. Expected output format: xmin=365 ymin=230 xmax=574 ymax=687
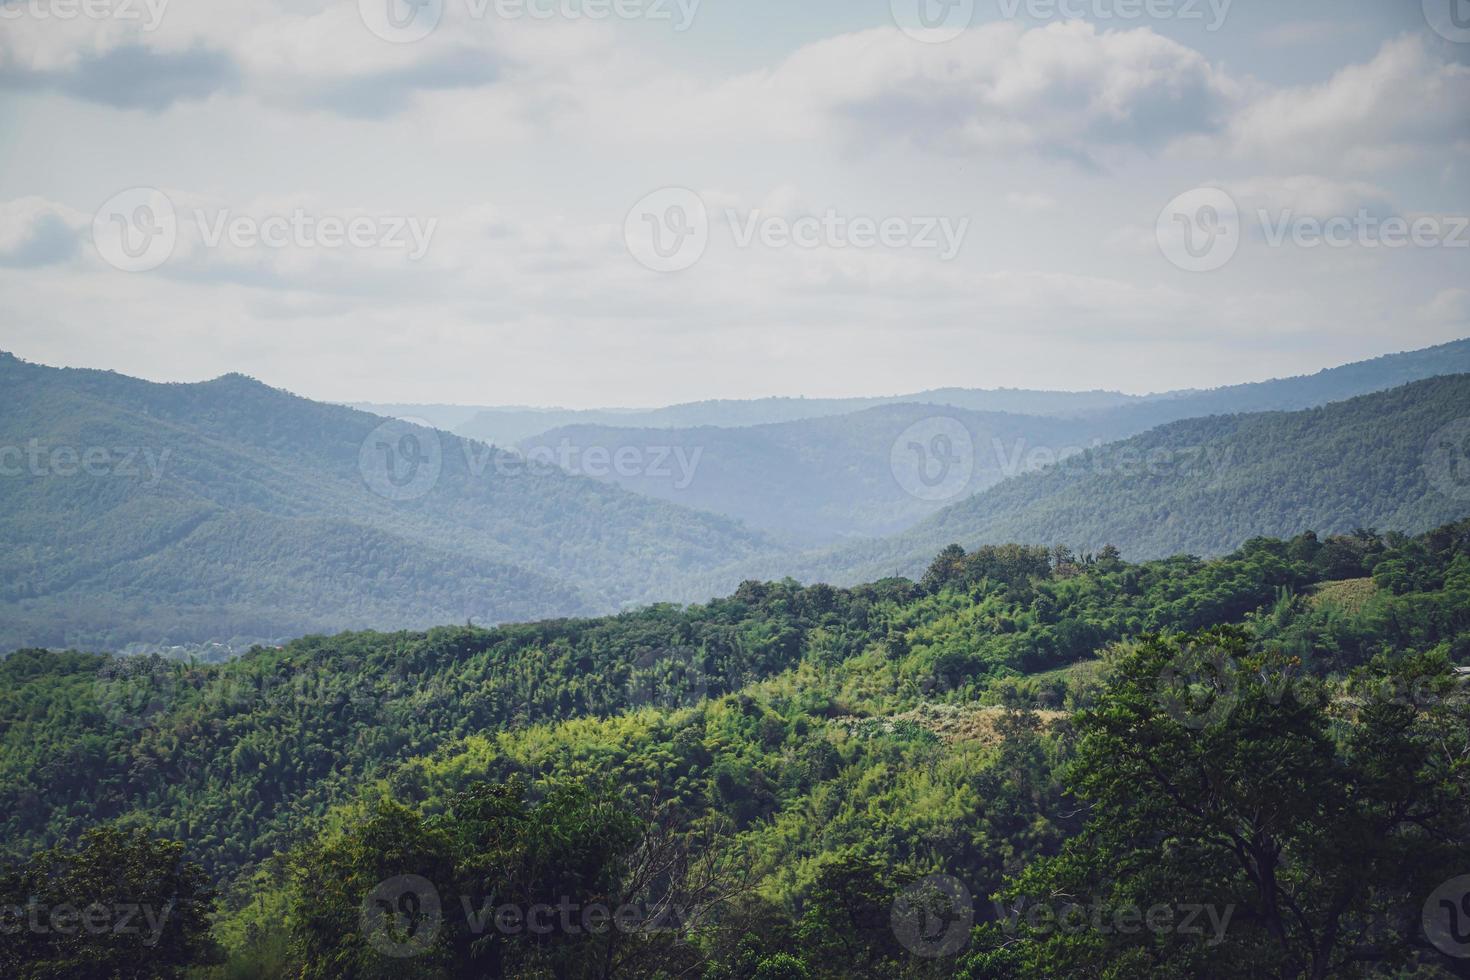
xmin=1 ymin=0 xmax=1467 ymax=408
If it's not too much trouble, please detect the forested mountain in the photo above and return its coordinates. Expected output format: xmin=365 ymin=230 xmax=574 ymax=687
xmin=510 ymin=341 xmax=1470 ymax=542
xmin=0 ymin=354 xmax=776 ymax=652
xmin=787 ymin=375 xmax=1470 ymax=586
xmin=4 ymin=522 xmax=1467 ymax=976
xmin=363 ymin=339 xmax=1470 ymax=452
xmin=361 ymin=388 xmax=1141 ymax=449
xmin=520 ymin=404 xmax=1099 ymax=544
xmin=1080 ymin=336 xmax=1470 ymax=438
xmin=8 ymin=346 xmax=1468 ymax=650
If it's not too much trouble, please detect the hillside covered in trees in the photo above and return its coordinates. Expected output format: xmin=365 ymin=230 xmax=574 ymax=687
xmin=0 ymin=353 xmax=775 ymax=652
xmin=794 ymin=375 xmax=1470 ymax=586
xmin=512 ymin=342 xmax=1470 ymax=545
xmin=3 ymin=521 xmax=1468 ymax=976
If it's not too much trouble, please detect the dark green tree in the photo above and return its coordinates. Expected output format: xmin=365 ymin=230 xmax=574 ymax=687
xmin=0 ymin=826 xmax=217 ymax=980
xmin=965 ymin=630 xmax=1470 ymax=979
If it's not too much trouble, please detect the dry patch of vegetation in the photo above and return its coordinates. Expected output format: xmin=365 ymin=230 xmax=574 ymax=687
xmin=835 ymin=703 xmax=1068 ymax=747
xmin=1309 ymin=577 xmax=1378 ymax=614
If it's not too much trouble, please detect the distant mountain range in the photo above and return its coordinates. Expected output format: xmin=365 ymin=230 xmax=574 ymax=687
xmin=354 ymin=387 xmax=1145 ymax=448
xmin=0 ymin=354 xmax=774 ymax=652
xmin=4 ymin=340 xmax=1468 ymax=651
xmin=781 ymin=374 xmax=1470 ymax=586
xmin=360 ymin=338 xmax=1470 ymax=448
xmin=519 ymin=339 xmax=1470 ymax=544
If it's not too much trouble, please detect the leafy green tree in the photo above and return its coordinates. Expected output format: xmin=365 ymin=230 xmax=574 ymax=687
xmin=966 ymin=630 xmax=1470 ymax=979
xmin=0 ymin=826 xmax=217 ymax=979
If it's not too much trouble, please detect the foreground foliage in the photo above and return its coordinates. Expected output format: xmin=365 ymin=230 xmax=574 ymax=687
xmin=2 ymin=521 xmax=1469 ymax=976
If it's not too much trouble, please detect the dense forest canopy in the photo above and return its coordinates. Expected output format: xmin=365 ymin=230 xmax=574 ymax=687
xmin=3 ymin=521 xmax=1468 ymax=976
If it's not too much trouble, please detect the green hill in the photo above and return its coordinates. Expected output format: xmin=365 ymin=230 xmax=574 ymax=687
xmin=792 ymin=375 xmax=1470 ymax=585
xmin=0 ymin=354 xmax=777 ymax=651
xmin=2 ymin=521 xmax=1466 ymax=976
xmin=515 ymin=341 xmax=1470 ymax=544
xmin=519 ymin=404 xmax=1097 ymax=545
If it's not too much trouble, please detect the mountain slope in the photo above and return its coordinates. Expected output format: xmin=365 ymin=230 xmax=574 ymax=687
xmin=516 ymin=341 xmax=1470 ymax=543
xmin=790 ymin=375 xmax=1470 ymax=584
xmin=1081 ymin=336 xmax=1470 ymax=440
xmin=520 ymin=404 xmax=1100 ymax=545
xmin=368 ymin=388 xmax=1143 ymax=447
xmin=0 ymin=354 xmax=777 ymax=651
xmin=366 ymin=339 xmax=1470 ymax=451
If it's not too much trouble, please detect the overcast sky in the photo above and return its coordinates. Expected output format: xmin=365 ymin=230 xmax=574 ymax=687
xmin=2 ymin=0 xmax=1467 ymax=407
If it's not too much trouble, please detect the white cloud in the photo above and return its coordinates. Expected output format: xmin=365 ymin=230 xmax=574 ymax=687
xmin=1226 ymin=35 xmax=1470 ymax=172
xmin=703 ymin=21 xmax=1241 ymax=163
xmin=1225 ymin=176 xmax=1393 ymax=218
xmin=1419 ymin=288 xmax=1470 ymax=325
